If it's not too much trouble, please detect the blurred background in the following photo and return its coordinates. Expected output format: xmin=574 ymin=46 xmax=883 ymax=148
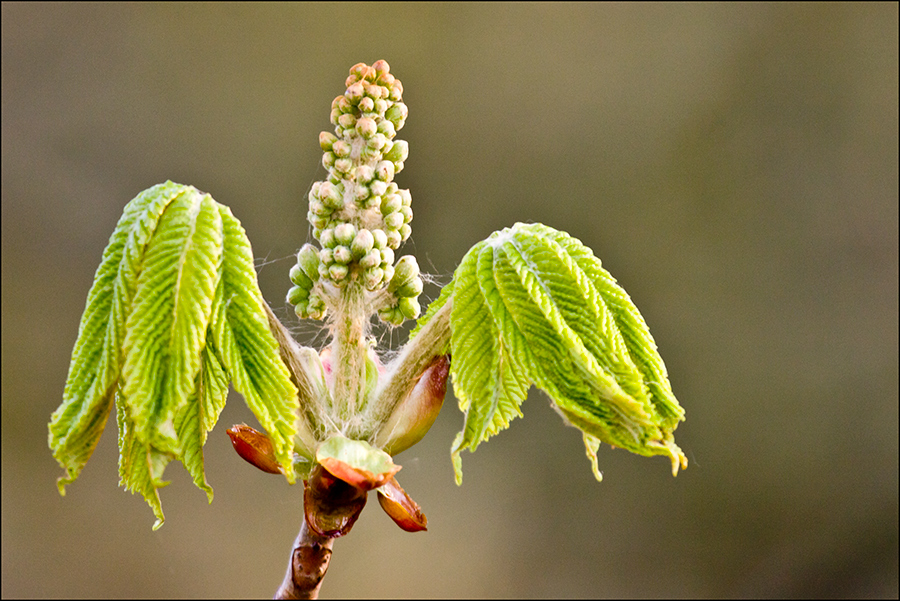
xmin=2 ymin=3 xmax=897 ymax=598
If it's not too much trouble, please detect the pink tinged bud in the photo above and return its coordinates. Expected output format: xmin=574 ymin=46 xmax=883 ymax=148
xmin=358 ymin=96 xmax=375 ymax=113
xmin=377 ymin=72 xmax=395 ymax=88
xmin=319 ymin=347 xmax=333 ymax=384
xmin=336 ymin=96 xmax=352 ymax=113
xmin=303 ymin=464 xmax=368 ymax=538
xmin=333 ymin=223 xmax=356 ymax=246
xmin=389 ymin=81 xmax=403 ymax=102
xmin=377 ymin=476 xmax=427 ymax=532
xmin=356 ymin=117 xmax=377 ymax=139
xmin=319 ymin=131 xmax=337 ymax=151
xmin=338 ymin=113 xmax=357 ymax=130
xmin=345 ymin=82 xmax=365 ymax=104
xmin=356 ymin=164 xmax=375 ymax=184
xmin=227 ymin=424 xmax=283 ymax=475
xmin=332 ymin=140 xmax=352 ymax=159
xmin=349 ymin=62 xmax=368 ymax=81
xmin=374 ymin=355 xmax=450 ymax=456
xmin=334 ymin=158 xmax=353 ymax=174
xmin=372 ymin=59 xmax=391 ymax=76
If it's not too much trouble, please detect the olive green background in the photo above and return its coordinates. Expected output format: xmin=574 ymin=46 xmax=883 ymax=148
xmin=2 ymin=3 xmax=897 ymax=598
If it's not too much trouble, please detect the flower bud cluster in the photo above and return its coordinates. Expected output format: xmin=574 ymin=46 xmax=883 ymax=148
xmin=287 ymin=244 xmax=327 ymax=319
xmin=378 ymin=255 xmax=424 ymax=325
xmin=297 ymin=60 xmax=421 ymax=324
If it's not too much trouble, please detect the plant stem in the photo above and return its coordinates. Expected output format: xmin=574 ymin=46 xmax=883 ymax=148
xmin=331 ymin=282 xmax=368 ymax=427
xmin=274 ymin=519 xmax=335 ymax=600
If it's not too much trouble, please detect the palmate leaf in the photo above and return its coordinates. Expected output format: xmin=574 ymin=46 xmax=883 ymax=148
xmin=49 ymin=182 xmax=299 ymax=528
xmin=434 ymin=222 xmax=686 ymax=483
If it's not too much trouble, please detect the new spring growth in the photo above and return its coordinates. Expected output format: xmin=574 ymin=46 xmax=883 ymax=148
xmin=289 ymin=60 xmax=419 ymax=326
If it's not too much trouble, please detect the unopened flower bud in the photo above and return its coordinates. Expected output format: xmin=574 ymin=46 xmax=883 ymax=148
xmin=377 ymin=120 xmax=396 ymax=139
xmin=346 ymin=82 xmax=365 ymax=104
xmin=287 ymin=285 xmax=310 ymax=305
xmin=372 ymin=59 xmax=390 ymax=77
xmin=369 ymin=180 xmax=388 ymax=198
xmin=385 ymin=230 xmax=402 ymax=249
xmin=289 ymin=264 xmax=313 ymax=289
xmin=319 ymin=182 xmax=343 ymax=209
xmin=319 ymin=131 xmax=337 ymax=151
xmin=372 ymin=229 xmax=388 ymax=249
xmin=379 ymin=306 xmax=404 ymax=326
xmin=384 ymin=140 xmax=409 ymax=164
xmin=351 ymin=229 xmax=375 ymax=259
xmin=367 ymin=133 xmax=387 ymax=151
xmin=356 ymin=117 xmax=377 ymax=139
xmin=377 ymin=72 xmax=395 ymax=88
xmin=384 ymin=212 xmax=404 ymax=230
xmin=388 ymin=255 xmax=419 ymax=291
xmin=359 ymin=96 xmax=375 ymax=113
xmin=375 ymin=161 xmax=395 ymax=182
xmin=334 ymin=158 xmax=353 ymax=174
xmin=364 ymin=266 xmax=384 ymax=290
xmin=308 ymin=213 xmax=327 ymax=230
xmin=356 ymin=165 xmax=375 ymax=184
xmin=332 ymin=140 xmax=352 ymax=158
xmin=349 ymin=63 xmax=368 ymax=80
xmin=334 ymin=223 xmax=357 ymax=246
xmin=398 ymin=296 xmax=421 ymax=320
xmin=382 ymin=263 xmax=395 ymax=284
xmin=377 ymin=247 xmax=393 ymax=266
xmin=360 ymin=249 xmax=381 ymax=269
xmin=329 ymin=263 xmax=349 ymax=281
xmin=297 ymin=244 xmax=321 ymax=280
xmin=318 ymin=228 xmax=336 ymax=248
xmin=322 ymin=151 xmax=336 ymax=169
xmin=389 ymin=80 xmax=403 ymax=101
xmin=381 ymin=194 xmax=402 ymax=215
xmin=399 ymin=224 xmax=412 ymax=241
xmin=308 ymin=199 xmax=329 ymax=217
xmin=332 ymin=245 xmax=352 ymax=265
xmin=397 ymin=276 xmax=423 ymax=300
xmin=319 ymin=248 xmax=334 ymax=265
xmin=385 ymin=102 xmax=408 ymax=128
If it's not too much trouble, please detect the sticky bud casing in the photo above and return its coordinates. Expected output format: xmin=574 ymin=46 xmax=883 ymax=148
xmin=373 ymin=355 xmax=450 ymax=456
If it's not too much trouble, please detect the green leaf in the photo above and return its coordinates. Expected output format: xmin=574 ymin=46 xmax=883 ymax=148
xmin=208 ymin=204 xmax=300 ymax=482
xmin=50 ymin=181 xmax=184 ymax=493
xmin=447 ymin=223 xmax=686 ymax=483
xmin=50 ymin=182 xmax=300 ymax=527
xmin=120 ymin=189 xmax=224 ymax=453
